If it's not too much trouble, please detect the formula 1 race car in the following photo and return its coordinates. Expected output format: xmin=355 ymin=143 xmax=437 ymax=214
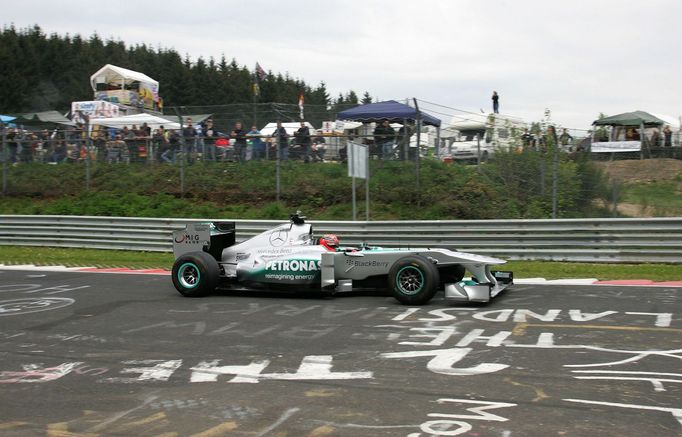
xmin=171 ymin=214 xmax=513 ymax=305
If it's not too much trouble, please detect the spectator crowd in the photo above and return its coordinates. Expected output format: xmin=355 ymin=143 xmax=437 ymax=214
xmin=0 ymin=118 xmax=334 ymax=165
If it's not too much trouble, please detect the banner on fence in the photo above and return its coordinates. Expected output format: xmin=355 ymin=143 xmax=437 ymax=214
xmin=591 ymin=141 xmax=641 ymax=153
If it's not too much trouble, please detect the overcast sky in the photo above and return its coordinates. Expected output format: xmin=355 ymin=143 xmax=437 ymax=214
xmin=4 ymin=0 xmax=681 ymax=131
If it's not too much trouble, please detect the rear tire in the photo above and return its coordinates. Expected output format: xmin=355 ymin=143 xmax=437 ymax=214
xmin=388 ymin=255 xmax=440 ymax=305
xmin=172 ymin=251 xmax=220 ymax=297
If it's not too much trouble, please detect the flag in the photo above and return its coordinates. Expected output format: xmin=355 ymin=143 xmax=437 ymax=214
xmin=298 ymin=92 xmax=305 ymax=119
xmin=255 ymin=62 xmax=267 ymax=81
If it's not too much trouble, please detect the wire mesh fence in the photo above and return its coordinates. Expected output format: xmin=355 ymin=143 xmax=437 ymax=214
xmin=1 ymin=103 xmax=681 ymax=220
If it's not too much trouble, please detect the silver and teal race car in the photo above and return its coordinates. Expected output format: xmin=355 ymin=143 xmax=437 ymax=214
xmin=171 ymin=214 xmax=513 ymax=305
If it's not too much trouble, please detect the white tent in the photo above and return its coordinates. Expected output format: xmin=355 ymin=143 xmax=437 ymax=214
xmin=334 ymin=120 xmax=363 ymax=131
xmin=90 ymin=64 xmax=159 ymax=91
xmin=90 ymin=113 xmax=180 ymax=130
xmin=260 ymin=122 xmax=316 ymax=137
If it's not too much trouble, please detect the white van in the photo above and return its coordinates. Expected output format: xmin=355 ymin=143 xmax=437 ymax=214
xmin=441 ymin=114 xmax=526 ymax=161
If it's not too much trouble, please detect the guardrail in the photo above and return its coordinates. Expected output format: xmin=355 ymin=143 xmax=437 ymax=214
xmin=1 ymin=215 xmax=681 ymax=263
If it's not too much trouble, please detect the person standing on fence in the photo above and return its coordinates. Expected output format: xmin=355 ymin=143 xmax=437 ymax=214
xmin=559 ymin=128 xmax=573 ymax=151
xmin=51 ymin=139 xmax=67 ymax=163
xmin=141 ymin=122 xmax=151 ymax=137
xmin=373 ymin=119 xmax=395 ymax=160
xmin=167 ymin=130 xmax=181 ymax=163
xmin=663 ymin=125 xmax=673 ymax=147
xmin=492 ymin=91 xmax=500 ymax=114
xmin=154 ymin=127 xmax=170 ymax=163
xmin=201 ymin=118 xmax=217 ymax=161
xmin=396 ymin=123 xmax=413 ymax=160
xmin=19 ymin=133 xmax=36 ymax=163
xmin=311 ymin=130 xmax=326 ymax=162
xmin=7 ymin=128 xmax=19 ymax=164
xmin=182 ymin=118 xmax=197 ymax=163
xmin=651 ymin=128 xmax=662 ymax=148
xmin=133 ymin=124 xmax=148 ymax=162
xmin=247 ymin=125 xmax=265 ymax=160
xmin=106 ymin=135 xmax=123 ymax=163
xmin=273 ymin=120 xmax=289 ymax=161
xmin=294 ymin=121 xmax=311 ymax=163
xmin=231 ymin=121 xmax=247 ymax=162
xmin=36 ymin=129 xmax=51 ymax=163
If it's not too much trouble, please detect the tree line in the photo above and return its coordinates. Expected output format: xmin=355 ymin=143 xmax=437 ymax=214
xmin=0 ymin=24 xmax=372 ymax=116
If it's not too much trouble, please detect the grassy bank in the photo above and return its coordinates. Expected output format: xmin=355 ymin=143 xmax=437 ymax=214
xmin=1 ymin=246 xmax=679 ymax=281
xmin=0 ymin=155 xmax=611 ymax=220
xmin=620 ymin=181 xmax=682 ymax=217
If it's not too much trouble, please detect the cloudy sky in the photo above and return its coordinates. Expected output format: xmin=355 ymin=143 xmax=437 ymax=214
xmin=4 ymin=0 xmax=681 ymax=130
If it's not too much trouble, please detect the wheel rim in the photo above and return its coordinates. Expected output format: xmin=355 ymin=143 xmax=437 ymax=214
xmin=396 ymin=266 xmax=424 ymax=295
xmin=178 ymin=262 xmax=200 ymax=288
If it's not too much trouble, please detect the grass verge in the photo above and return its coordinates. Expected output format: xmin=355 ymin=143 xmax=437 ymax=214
xmin=505 ymin=261 xmax=682 ymax=281
xmin=1 ymin=246 xmax=680 ymax=281
xmin=0 ymin=246 xmax=174 ymax=269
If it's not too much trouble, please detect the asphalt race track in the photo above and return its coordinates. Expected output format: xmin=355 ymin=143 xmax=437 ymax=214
xmin=0 ymin=269 xmax=680 ymax=437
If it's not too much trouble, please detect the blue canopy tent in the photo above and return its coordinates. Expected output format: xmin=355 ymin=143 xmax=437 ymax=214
xmin=337 ymin=100 xmax=440 ymax=214
xmin=0 ymin=115 xmax=16 ymax=124
xmin=337 ymin=100 xmax=441 ymax=127
xmin=337 ymin=99 xmax=441 ymax=161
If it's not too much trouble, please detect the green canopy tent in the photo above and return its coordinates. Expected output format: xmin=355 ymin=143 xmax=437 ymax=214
xmin=593 ymin=110 xmax=666 ymax=127
xmin=11 ymin=110 xmax=75 ymax=127
xmin=591 ymin=111 xmax=666 ymax=155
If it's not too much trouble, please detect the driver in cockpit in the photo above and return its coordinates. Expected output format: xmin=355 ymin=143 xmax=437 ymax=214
xmin=320 ymin=234 xmax=340 ymax=252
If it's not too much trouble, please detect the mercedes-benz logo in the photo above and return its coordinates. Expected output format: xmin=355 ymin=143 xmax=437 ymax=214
xmin=269 ymin=229 xmax=288 ymax=247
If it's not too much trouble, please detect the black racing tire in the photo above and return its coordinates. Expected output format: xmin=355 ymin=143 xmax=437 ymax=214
xmin=388 ymin=255 xmax=440 ymax=305
xmin=172 ymin=251 xmax=220 ymax=297
xmin=440 ymin=264 xmax=466 ymax=286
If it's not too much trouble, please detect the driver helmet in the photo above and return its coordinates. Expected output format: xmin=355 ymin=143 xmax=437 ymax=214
xmin=320 ymin=234 xmax=340 ymax=251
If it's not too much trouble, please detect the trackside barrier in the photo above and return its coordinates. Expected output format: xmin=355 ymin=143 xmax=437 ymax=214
xmin=1 ymin=215 xmax=682 ymax=263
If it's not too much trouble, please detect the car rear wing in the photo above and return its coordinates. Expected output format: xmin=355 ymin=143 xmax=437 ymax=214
xmin=172 ymin=222 xmax=236 ymax=260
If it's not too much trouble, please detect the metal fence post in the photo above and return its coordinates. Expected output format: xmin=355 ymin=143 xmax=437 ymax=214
xmin=174 ymin=109 xmax=185 ymax=198
xmin=276 ymin=128 xmax=281 ymax=202
xmin=552 ymin=137 xmax=559 ymax=219
xmin=540 ymin=149 xmax=546 ymax=196
xmin=1 ymin=124 xmax=7 ymax=195
xmin=413 ymin=98 xmax=422 ymax=207
xmin=85 ymin=121 xmax=91 ymax=191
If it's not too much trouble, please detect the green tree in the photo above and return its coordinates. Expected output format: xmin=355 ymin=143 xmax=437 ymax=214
xmin=361 ymin=91 xmax=372 ymax=104
xmin=0 ymin=25 xmax=367 ymax=115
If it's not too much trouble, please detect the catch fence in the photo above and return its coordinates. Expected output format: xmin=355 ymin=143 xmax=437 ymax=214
xmin=2 ymin=103 xmax=681 ymax=221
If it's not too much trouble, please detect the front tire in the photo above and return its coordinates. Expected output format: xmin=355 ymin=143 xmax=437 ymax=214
xmin=388 ymin=255 xmax=440 ymax=305
xmin=172 ymin=251 xmax=220 ymax=297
